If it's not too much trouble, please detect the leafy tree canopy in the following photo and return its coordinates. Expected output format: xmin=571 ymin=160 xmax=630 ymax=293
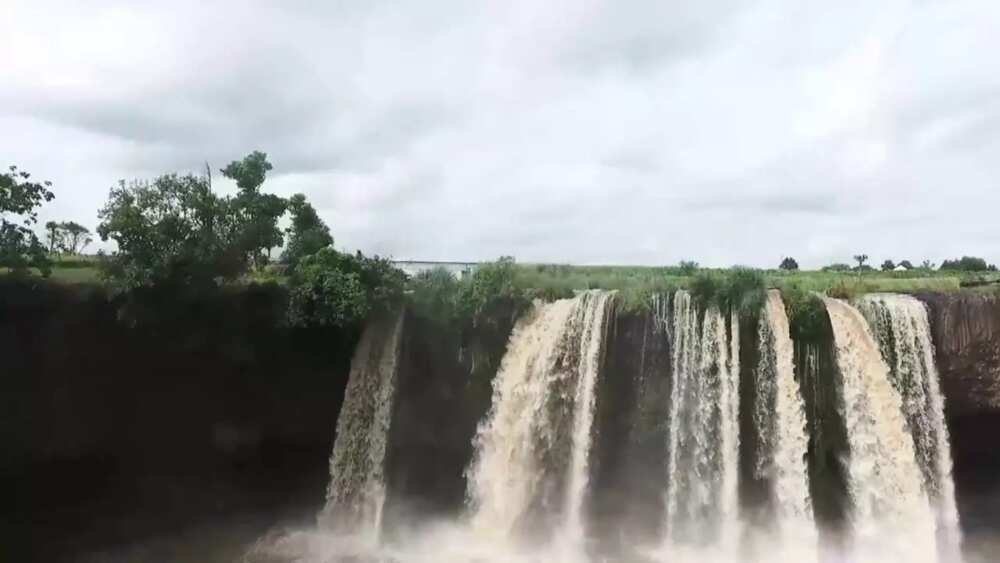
xmin=282 ymin=193 xmax=333 ymax=270
xmin=1 ymin=165 xmax=54 ymax=276
xmin=97 ymin=174 xmax=245 ymax=289
xmin=881 ymin=259 xmax=895 ymax=271
xmin=221 ymin=151 xmax=286 ymax=269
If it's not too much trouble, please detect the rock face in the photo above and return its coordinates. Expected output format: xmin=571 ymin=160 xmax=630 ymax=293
xmin=6 ymin=283 xmax=1000 ymax=560
xmin=0 ymin=280 xmax=357 ymax=562
xmin=917 ymin=293 xmax=1000 ymax=417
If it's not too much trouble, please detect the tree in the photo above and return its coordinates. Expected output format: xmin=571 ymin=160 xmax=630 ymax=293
xmin=221 ymin=151 xmax=286 ymax=269
xmin=779 ymin=257 xmax=799 ymax=271
xmin=853 ymin=254 xmax=869 ymax=269
xmin=899 ymin=260 xmax=914 ymax=270
xmin=60 ymin=221 xmax=92 ymax=255
xmin=1 ymin=165 xmax=54 ymax=276
xmin=921 ymin=260 xmax=935 ymax=270
xmin=881 ymin=259 xmax=895 ymax=271
xmin=97 ymin=174 xmax=245 ymax=289
xmin=44 ymin=221 xmax=64 ymax=254
xmin=282 ymin=193 xmax=333 ymax=270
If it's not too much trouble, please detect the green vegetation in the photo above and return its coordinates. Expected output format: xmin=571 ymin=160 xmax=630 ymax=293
xmin=940 ymin=256 xmax=998 ymax=272
xmin=5 ymin=156 xmax=1000 ymax=333
xmin=282 ymin=193 xmax=333 ymax=271
xmin=45 ymin=220 xmax=92 ymax=255
xmin=1 ymin=165 xmax=54 ymax=277
xmin=286 ymin=248 xmax=406 ymax=328
xmin=780 ymin=283 xmax=829 ymax=342
xmin=409 ymin=257 xmax=530 ymax=326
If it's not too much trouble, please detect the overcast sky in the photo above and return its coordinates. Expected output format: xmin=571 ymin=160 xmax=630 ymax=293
xmin=3 ymin=0 xmax=999 ymax=267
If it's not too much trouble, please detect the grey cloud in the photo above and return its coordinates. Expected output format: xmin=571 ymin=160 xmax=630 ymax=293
xmin=3 ymin=0 xmax=1000 ymax=267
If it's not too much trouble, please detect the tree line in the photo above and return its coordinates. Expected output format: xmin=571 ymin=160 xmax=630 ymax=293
xmin=777 ymin=255 xmax=997 ymax=272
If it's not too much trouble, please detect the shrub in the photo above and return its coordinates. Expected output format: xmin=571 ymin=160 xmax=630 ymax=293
xmin=718 ymin=267 xmax=766 ymax=316
xmin=287 ymin=248 xmax=406 ymax=327
xmin=781 ymin=284 xmax=828 ymax=342
xmin=678 ymin=260 xmax=699 ymax=276
xmin=409 ymin=267 xmax=462 ymax=324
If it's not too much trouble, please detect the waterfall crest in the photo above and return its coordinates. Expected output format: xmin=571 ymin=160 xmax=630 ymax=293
xmin=822 ymin=297 xmax=938 ymax=560
xmin=754 ymin=290 xmax=816 ymax=551
xmin=319 ymin=309 xmax=405 ymax=537
xmin=856 ymin=293 xmax=962 ymax=560
xmin=466 ymin=290 xmax=615 ymax=545
xmin=664 ymin=290 xmax=741 ymax=554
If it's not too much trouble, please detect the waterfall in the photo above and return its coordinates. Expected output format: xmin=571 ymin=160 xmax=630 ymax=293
xmin=663 ymin=290 xmax=741 ymax=554
xmin=466 ymin=290 xmax=615 ymax=546
xmin=822 ymin=297 xmax=938 ymax=561
xmin=856 ymin=294 xmax=962 ymax=560
xmin=753 ymin=290 xmax=816 ymax=553
xmin=319 ymin=310 xmax=405 ymax=538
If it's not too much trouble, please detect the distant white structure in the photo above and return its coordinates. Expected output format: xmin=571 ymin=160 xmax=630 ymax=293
xmin=393 ymin=260 xmax=479 ymax=279
xmin=894 ymin=265 xmax=909 ymax=272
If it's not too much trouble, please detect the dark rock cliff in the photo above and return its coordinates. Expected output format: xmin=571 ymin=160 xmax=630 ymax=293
xmin=0 ymin=280 xmax=357 ymax=562
xmin=5 ymin=284 xmax=1000 ymax=560
xmin=917 ymin=293 xmax=1000 ymax=417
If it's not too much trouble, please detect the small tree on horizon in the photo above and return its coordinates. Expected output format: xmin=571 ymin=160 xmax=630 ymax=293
xmin=44 ymin=221 xmax=63 ymax=254
xmin=779 ymin=257 xmax=799 ymax=271
xmin=853 ymin=254 xmax=869 ymax=269
xmin=60 ymin=221 xmax=92 ymax=255
xmin=899 ymin=260 xmax=914 ymax=270
xmin=881 ymin=259 xmax=895 ymax=271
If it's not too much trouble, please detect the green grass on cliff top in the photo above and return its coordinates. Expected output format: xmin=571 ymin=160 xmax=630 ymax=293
xmin=510 ymin=263 xmax=983 ymax=295
xmin=5 ymin=260 xmax=998 ymax=297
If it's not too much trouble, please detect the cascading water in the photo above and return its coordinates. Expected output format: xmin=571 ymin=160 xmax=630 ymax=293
xmin=318 ymin=310 xmax=405 ymax=539
xmin=466 ymin=290 xmax=615 ymax=549
xmin=753 ymin=290 xmax=816 ymax=555
xmin=822 ymin=297 xmax=938 ymax=561
xmin=856 ymin=294 xmax=962 ymax=560
xmin=663 ymin=290 xmax=741 ymax=556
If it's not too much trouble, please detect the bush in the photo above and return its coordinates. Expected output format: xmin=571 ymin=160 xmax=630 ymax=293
xmin=781 ymin=284 xmax=828 ymax=342
xmin=286 ymin=248 xmax=406 ymax=327
xmin=678 ymin=260 xmax=699 ymax=276
xmin=456 ymin=256 xmax=528 ymax=319
xmin=718 ymin=267 xmax=766 ymax=316
xmin=779 ymin=257 xmax=799 ymax=271
xmin=408 ymin=267 xmax=462 ymax=324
